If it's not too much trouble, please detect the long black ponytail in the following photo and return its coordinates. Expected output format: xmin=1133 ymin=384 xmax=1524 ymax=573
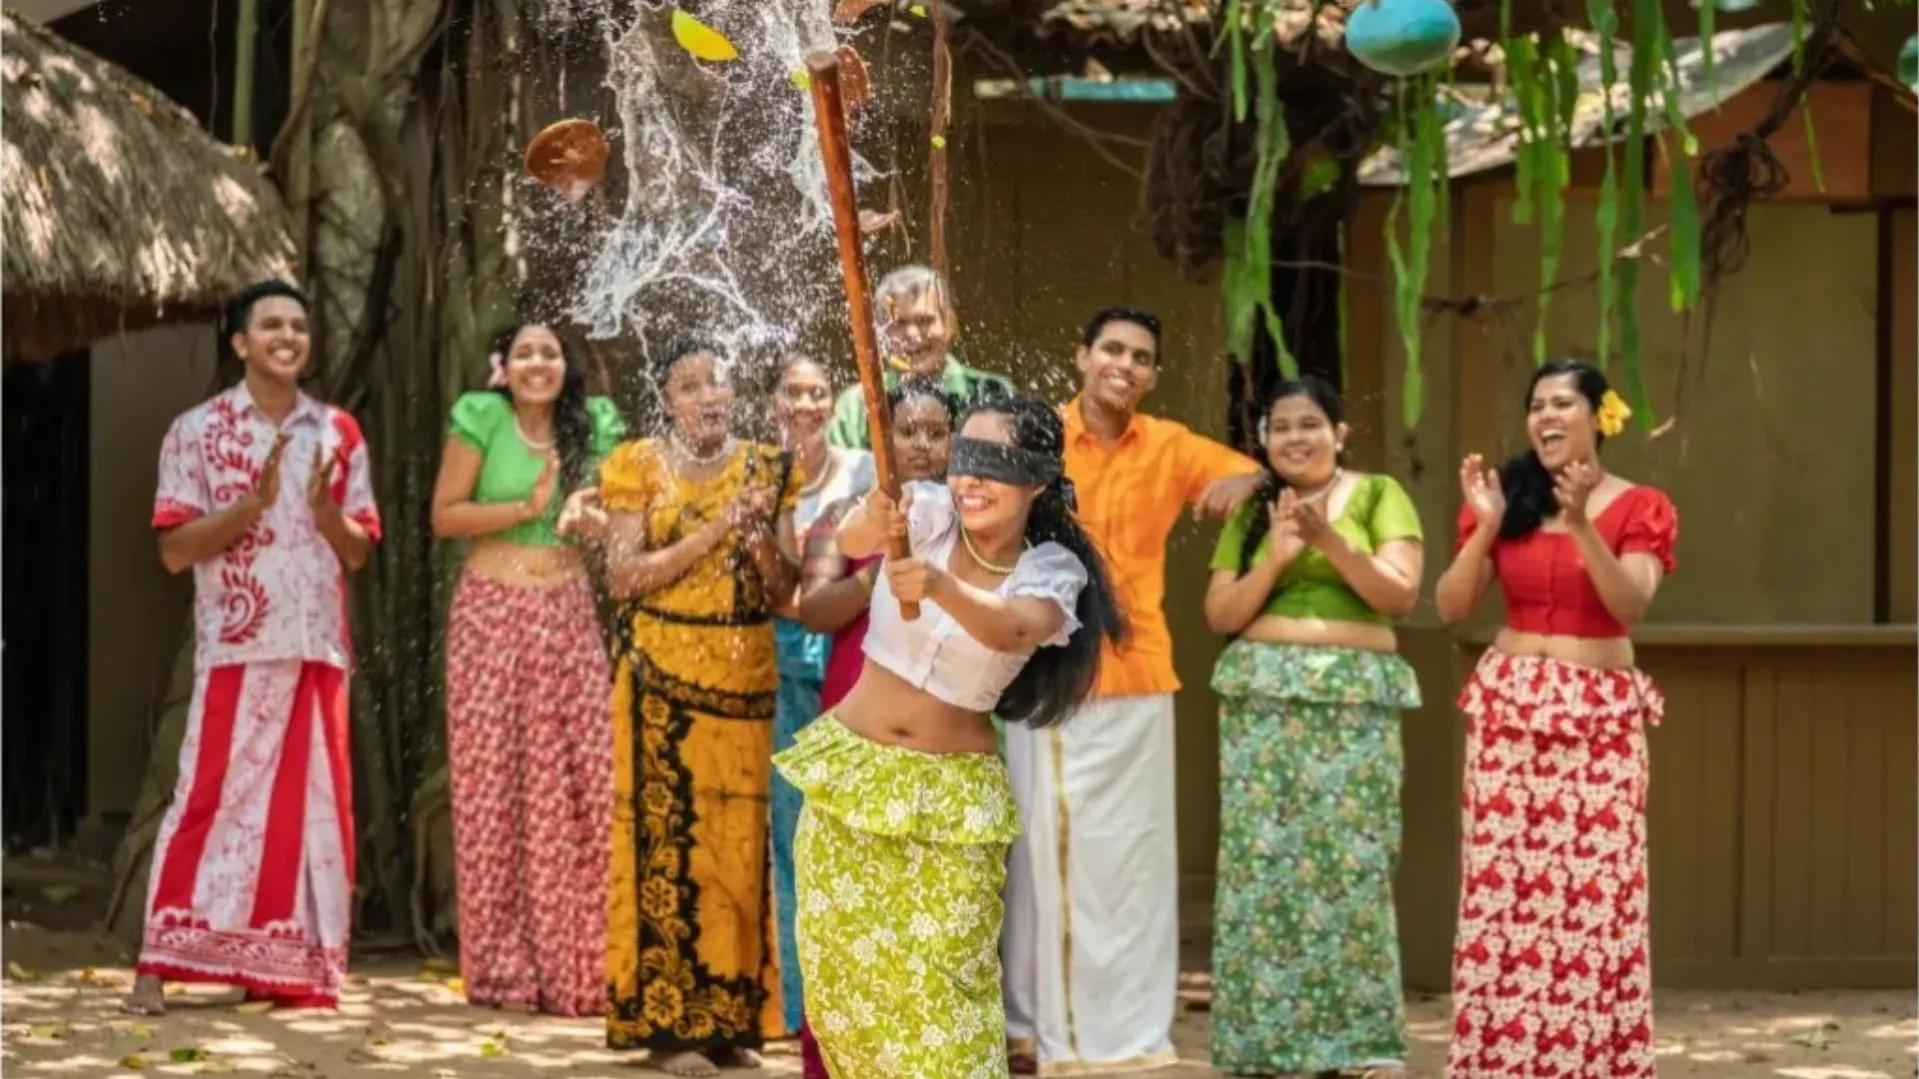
xmin=1496 ymin=359 xmax=1611 ymax=539
xmin=1236 ymin=375 xmax=1347 ymax=572
xmin=962 ymin=395 xmax=1127 ymax=729
xmin=488 ymin=323 xmax=595 ymax=494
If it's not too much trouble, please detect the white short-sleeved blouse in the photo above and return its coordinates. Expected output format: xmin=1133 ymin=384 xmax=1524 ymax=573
xmin=862 ymin=480 xmax=1087 ymax=712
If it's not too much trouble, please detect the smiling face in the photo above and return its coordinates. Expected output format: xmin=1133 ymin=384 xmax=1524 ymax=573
xmin=1526 ymin=372 xmax=1599 ymax=470
xmin=503 ymin=325 xmax=568 ymax=406
xmin=891 ymin=394 xmax=953 ymax=481
xmin=1264 ymin=392 xmax=1346 ymax=488
xmin=774 ymin=359 xmax=832 ymax=445
xmin=232 ymin=295 xmax=311 ymax=386
xmin=949 ymin=411 xmax=1041 ymax=539
xmin=662 ymin=351 xmax=736 ymax=448
xmin=881 ymin=290 xmax=953 ymax=375
xmin=1076 ymin=319 xmax=1158 ymax=413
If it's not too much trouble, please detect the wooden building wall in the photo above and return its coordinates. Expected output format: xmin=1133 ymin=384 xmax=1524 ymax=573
xmin=935 ymin=77 xmax=1916 ymax=991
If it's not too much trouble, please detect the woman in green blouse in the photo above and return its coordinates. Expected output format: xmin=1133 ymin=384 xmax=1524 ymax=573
xmin=428 ymin=322 xmax=627 ymax=1016
xmin=1200 ymin=377 xmax=1424 ymax=1078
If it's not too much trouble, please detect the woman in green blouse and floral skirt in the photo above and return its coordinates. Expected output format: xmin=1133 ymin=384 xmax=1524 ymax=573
xmin=1201 ymin=377 xmax=1424 ymax=1078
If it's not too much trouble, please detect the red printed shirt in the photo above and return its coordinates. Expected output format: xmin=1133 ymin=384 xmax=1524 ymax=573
xmin=153 ymin=383 xmax=382 ymax=671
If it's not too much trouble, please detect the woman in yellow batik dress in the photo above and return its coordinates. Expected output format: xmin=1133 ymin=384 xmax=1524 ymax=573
xmin=600 ymin=338 xmax=801 ymax=1078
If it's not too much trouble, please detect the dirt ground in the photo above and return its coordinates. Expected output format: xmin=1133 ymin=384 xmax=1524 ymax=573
xmin=2 ymin=855 xmax=1911 ymax=1079
xmin=2 ymin=920 xmax=1912 ymax=1079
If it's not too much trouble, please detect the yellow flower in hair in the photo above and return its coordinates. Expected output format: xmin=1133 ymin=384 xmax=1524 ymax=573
xmin=1595 ymin=389 xmax=1631 ymax=437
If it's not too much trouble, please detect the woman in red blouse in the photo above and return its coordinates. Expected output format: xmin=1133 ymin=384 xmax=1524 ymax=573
xmin=1434 ymin=359 xmax=1678 ymax=1079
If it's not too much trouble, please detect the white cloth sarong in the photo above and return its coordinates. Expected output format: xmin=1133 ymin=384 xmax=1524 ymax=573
xmin=1003 ymin=693 xmax=1181 ymax=1075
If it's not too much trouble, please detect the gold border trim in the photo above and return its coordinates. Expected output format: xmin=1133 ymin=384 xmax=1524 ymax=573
xmin=1039 ymin=1048 xmax=1184 ymax=1077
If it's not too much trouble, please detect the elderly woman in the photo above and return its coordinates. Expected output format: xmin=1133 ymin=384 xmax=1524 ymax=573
xmin=599 ymin=339 xmax=802 ymax=1077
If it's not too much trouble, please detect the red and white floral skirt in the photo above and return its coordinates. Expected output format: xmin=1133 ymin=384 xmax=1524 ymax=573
xmin=1447 ymin=651 xmax=1665 ymax=1079
xmin=444 ymin=572 xmax=612 ymax=1017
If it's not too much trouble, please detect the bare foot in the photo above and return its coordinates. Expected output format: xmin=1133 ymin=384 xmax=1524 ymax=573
xmin=714 ymin=1048 xmax=763 ymax=1069
xmin=647 ymin=1050 xmax=720 ymax=1077
xmin=1008 ymin=1043 xmax=1038 ymax=1075
xmin=120 ymin=975 xmax=166 ymax=1016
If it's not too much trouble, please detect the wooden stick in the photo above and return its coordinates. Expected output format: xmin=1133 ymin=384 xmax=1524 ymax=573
xmin=806 ymin=50 xmax=919 ymax=620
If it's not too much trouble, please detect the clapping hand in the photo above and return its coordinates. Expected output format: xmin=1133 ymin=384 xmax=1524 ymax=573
xmin=556 ymin=488 xmax=608 ymax=540
xmin=305 ymin=443 xmax=340 ymax=522
xmin=726 ymin=484 xmax=778 ymax=534
xmin=1554 ymin=460 xmax=1602 ymax=529
xmin=1460 ymin=454 xmax=1506 ymax=530
xmin=252 ymin=432 xmax=292 ymax=511
xmin=1267 ymin=489 xmax=1307 ymax=563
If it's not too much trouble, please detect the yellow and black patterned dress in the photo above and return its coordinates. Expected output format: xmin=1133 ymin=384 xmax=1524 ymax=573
xmin=599 ymin=438 xmax=799 ymax=1053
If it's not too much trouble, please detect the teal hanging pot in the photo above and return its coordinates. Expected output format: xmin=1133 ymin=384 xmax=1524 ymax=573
xmin=1344 ymin=0 xmax=1461 ymax=78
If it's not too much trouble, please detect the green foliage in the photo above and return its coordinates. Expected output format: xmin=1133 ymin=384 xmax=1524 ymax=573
xmin=1209 ymin=0 xmax=1850 ymax=430
xmin=1221 ymin=4 xmax=1297 ymax=377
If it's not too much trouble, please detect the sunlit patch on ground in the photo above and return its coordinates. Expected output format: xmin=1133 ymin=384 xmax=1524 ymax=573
xmin=1 ymin=925 xmax=1912 ymax=1078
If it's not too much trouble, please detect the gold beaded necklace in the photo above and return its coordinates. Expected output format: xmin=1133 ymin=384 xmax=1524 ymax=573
xmin=959 ymin=527 xmax=1018 ymax=576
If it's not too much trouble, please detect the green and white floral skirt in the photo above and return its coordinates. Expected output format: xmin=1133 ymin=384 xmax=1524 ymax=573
xmin=1207 ymin=639 xmax=1423 ymax=1076
xmin=773 ymin=714 xmax=1022 ymax=1079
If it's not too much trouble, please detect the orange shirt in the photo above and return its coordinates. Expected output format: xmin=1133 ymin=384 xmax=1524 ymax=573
xmin=1062 ymin=399 xmax=1261 ymax=698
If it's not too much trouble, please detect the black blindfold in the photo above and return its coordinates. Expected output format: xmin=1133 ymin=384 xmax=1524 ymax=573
xmin=947 ymin=436 xmax=1061 ymax=487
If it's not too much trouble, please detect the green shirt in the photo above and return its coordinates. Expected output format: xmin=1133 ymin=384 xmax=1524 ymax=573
xmin=825 ymin=355 xmax=1014 ymax=449
xmin=1209 ymin=472 xmax=1423 ymax=625
xmin=448 ymin=391 xmax=628 ymax=546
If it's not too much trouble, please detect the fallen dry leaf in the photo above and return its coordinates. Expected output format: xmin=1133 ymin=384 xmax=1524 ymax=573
xmin=170 ymin=1047 xmax=213 ymax=1063
xmin=479 ymin=1039 xmax=508 ymax=1058
xmin=837 ymin=44 xmax=873 ymax=111
xmin=420 ymin=956 xmax=457 ymax=975
xmin=27 ymin=1022 xmax=67 ymax=1040
xmin=7 ymin=961 xmax=42 ymax=982
xmin=1791 ymin=1024 xmax=1839 ymax=1050
xmin=832 ymin=0 xmax=884 ymax=21
xmin=118 ymin=1054 xmax=150 ymax=1071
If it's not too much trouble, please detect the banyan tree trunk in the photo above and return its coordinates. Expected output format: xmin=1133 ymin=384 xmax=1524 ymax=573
xmin=107 ymin=0 xmax=526 ymax=954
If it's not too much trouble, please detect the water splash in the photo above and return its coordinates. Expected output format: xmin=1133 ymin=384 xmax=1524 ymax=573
xmin=568 ymin=0 xmax=878 ymax=370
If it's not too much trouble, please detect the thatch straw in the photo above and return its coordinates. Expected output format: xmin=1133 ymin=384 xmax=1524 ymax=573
xmin=2 ymin=11 xmax=296 ymax=359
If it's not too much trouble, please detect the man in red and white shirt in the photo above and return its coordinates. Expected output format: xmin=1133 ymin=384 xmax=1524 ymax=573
xmin=124 ymin=281 xmax=381 ymax=1016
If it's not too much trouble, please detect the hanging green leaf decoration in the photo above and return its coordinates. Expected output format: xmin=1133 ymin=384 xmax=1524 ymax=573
xmin=1656 ymin=17 xmax=1703 ymax=315
xmin=1221 ymin=13 xmax=1295 ymax=377
xmin=1618 ymin=0 xmax=1657 ymax=427
xmin=1902 ymin=35 xmax=1919 ymax=90
xmin=1534 ymin=29 xmax=1575 ymax=361
xmin=1585 ymin=0 xmax=1621 ymax=368
xmin=1787 ymin=0 xmax=1826 ymax=192
xmin=1690 ymin=0 xmax=1762 ymax=11
xmin=1386 ymin=76 xmax=1442 ymax=427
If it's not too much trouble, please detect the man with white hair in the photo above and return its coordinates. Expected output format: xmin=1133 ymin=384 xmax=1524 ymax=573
xmin=826 ymin=264 xmax=1012 ymax=449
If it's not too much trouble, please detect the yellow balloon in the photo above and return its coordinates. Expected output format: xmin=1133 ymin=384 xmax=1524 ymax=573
xmin=671 ymin=10 xmax=739 ymax=62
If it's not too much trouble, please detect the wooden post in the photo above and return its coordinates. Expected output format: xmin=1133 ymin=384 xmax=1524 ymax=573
xmin=230 ymin=0 xmax=259 ymax=147
xmin=806 ymin=50 xmax=919 ymax=619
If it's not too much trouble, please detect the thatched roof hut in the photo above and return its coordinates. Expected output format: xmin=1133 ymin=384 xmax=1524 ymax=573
xmin=1 ymin=11 xmax=296 ymax=359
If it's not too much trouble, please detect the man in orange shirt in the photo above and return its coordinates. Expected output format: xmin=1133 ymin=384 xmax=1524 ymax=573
xmin=1003 ymin=307 xmax=1263 ymax=1074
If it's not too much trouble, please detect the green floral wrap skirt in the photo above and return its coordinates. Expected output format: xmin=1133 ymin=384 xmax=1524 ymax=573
xmin=773 ymin=714 xmax=1022 ymax=1079
xmin=1208 ymin=639 xmax=1423 ymax=1076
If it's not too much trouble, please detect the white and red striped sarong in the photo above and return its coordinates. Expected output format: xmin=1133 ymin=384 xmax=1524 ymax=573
xmin=1447 ymin=651 xmax=1664 ymax=1079
xmin=138 ymin=660 xmax=354 ymax=1007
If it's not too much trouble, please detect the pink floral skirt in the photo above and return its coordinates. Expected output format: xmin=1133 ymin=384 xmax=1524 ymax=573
xmin=1447 ymin=651 xmax=1664 ymax=1079
xmin=444 ymin=572 xmax=612 ymax=1017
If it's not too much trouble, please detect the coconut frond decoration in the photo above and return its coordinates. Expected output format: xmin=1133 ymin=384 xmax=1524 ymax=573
xmin=1 ymin=10 xmax=296 ymax=359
